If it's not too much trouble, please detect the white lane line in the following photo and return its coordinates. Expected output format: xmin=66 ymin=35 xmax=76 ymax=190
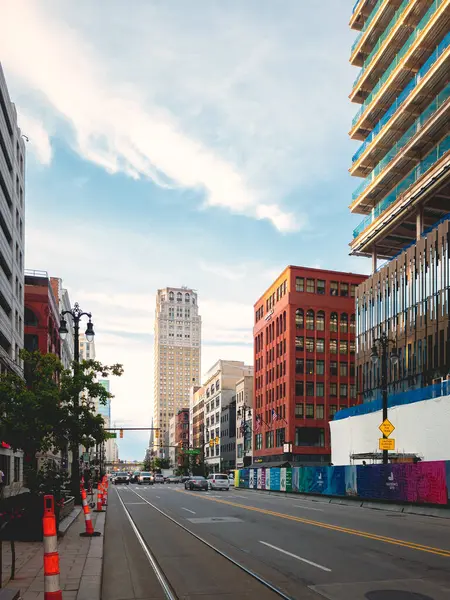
xmin=291 ymin=504 xmax=324 ymax=512
xmin=125 ymin=502 xmax=147 ymax=505
xmin=155 ymin=496 xmax=161 ymax=499
xmin=260 ymin=541 xmax=331 ymax=572
xmin=181 ymin=507 xmax=196 ymax=514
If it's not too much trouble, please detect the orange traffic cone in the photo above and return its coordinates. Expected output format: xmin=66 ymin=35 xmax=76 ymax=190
xmin=43 ymin=495 xmax=63 ymax=600
xmin=95 ymin=484 xmax=104 ymax=513
xmin=80 ymin=487 xmax=101 ymax=537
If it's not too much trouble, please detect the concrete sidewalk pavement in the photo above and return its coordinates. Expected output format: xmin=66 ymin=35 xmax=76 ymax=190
xmin=3 ymin=507 xmax=105 ymax=600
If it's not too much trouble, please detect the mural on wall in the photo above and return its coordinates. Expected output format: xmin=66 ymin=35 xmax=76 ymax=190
xmin=238 ymin=460 xmax=450 ymax=506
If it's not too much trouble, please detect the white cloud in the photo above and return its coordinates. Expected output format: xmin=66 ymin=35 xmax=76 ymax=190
xmin=15 ymin=110 xmax=52 ymax=165
xmin=0 ymin=0 xmax=299 ymax=232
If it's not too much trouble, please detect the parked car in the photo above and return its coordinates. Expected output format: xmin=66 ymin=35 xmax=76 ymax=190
xmin=207 ymin=474 xmax=230 ymax=491
xmin=181 ymin=475 xmax=191 ymax=483
xmin=185 ymin=476 xmax=208 ymax=491
xmin=137 ymin=472 xmax=154 ymax=485
xmin=165 ymin=475 xmax=181 ymax=484
xmin=114 ymin=472 xmax=130 ymax=485
xmin=154 ymin=474 xmax=165 ymax=484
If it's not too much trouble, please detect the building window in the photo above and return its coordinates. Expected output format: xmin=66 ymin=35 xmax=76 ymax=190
xmin=306 ymin=359 xmax=314 ymax=375
xmin=296 ymin=336 xmax=304 ymax=351
xmin=351 ymin=284 xmax=357 ymax=297
xmin=330 ymin=281 xmax=338 ymax=296
xmin=185 ymin=293 xmax=190 ymax=303
xmin=316 ymin=338 xmax=325 ymax=353
xmin=295 ymin=403 xmax=304 ymax=418
xmin=255 ymin=434 xmax=262 ymax=450
xmin=24 ymin=307 xmax=38 ymax=327
xmin=316 ymin=310 xmax=325 ymax=331
xmin=276 ymin=428 xmax=285 ymax=447
xmin=341 ymin=283 xmax=349 ymax=297
xmin=330 ymin=361 xmax=337 ymax=376
xmin=340 ymin=362 xmax=348 ymax=377
xmin=296 ymin=309 xmax=304 ymax=328
xmin=316 ymin=404 xmax=324 ymax=419
xmin=330 ymin=383 xmax=337 ymax=397
xmin=306 ymin=403 xmax=314 ymax=418
xmin=350 ymin=341 xmax=356 ymax=354
xmin=317 ymin=280 xmax=325 ymax=295
xmin=296 ymin=277 xmax=304 ymax=292
xmin=316 ymin=383 xmax=324 ymax=397
xmin=306 ymin=337 xmax=315 ymax=352
xmin=340 ymin=313 xmax=348 ymax=333
xmin=350 ymin=384 xmax=356 ymax=399
xmin=306 ymin=382 xmax=314 ymax=396
xmin=340 ymin=384 xmax=348 ymax=398
xmin=330 ymin=405 xmax=337 ymax=418
xmin=330 ymin=312 xmax=338 ymax=332
xmin=296 ymin=359 xmax=304 ymax=374
xmin=295 ymin=381 xmax=304 ymax=396
xmin=169 ymin=292 xmax=174 ymax=301
xmin=340 ymin=340 xmax=348 ymax=354
xmin=306 ymin=310 xmax=314 ymax=330
xmin=330 ymin=339 xmax=337 ymax=354
xmin=265 ymin=431 xmax=274 ymax=449
xmin=295 ymin=427 xmax=325 ymax=447
xmin=306 ymin=279 xmax=315 ymax=293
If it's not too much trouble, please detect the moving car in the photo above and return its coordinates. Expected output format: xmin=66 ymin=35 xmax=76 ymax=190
xmin=185 ymin=476 xmax=208 ymax=491
xmin=137 ymin=472 xmax=154 ymax=485
xmin=165 ymin=475 xmax=181 ymax=484
xmin=114 ymin=472 xmax=130 ymax=485
xmin=154 ymin=474 xmax=165 ymax=484
xmin=130 ymin=471 xmax=140 ymax=483
xmin=207 ymin=473 xmax=230 ymax=490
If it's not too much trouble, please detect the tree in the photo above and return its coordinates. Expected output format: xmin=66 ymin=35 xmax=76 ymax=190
xmin=0 ymin=351 xmax=123 ymax=503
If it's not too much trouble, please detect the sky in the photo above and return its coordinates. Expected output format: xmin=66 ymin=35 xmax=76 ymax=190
xmin=0 ymin=0 xmax=370 ymax=460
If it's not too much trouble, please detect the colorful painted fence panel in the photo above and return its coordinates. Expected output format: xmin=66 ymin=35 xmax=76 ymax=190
xmin=238 ymin=460 xmax=450 ymax=506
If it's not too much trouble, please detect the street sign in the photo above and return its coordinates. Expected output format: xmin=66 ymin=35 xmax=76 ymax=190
xmin=185 ymin=449 xmax=201 ymax=455
xmin=379 ymin=438 xmax=395 ymax=450
xmin=107 ymin=432 xmax=117 ymax=439
xmin=379 ymin=419 xmax=395 ymax=437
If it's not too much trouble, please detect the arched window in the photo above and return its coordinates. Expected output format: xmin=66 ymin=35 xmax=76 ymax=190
xmin=276 ymin=317 xmax=279 ymax=337
xmin=169 ymin=292 xmax=174 ymax=302
xmin=177 ymin=292 xmax=182 ymax=302
xmin=316 ymin=311 xmax=325 ymax=331
xmin=330 ymin=312 xmax=338 ymax=332
xmin=295 ymin=309 xmax=304 ymax=329
xmin=340 ymin=313 xmax=348 ymax=333
xmin=350 ymin=314 xmax=356 ymax=334
xmin=210 ymin=385 xmax=214 ymax=395
xmin=283 ymin=311 xmax=287 ymax=332
xmin=192 ymin=297 xmax=196 ymax=305
xmin=185 ymin=293 xmax=190 ymax=303
xmin=24 ymin=307 xmax=38 ymax=327
xmin=306 ymin=309 xmax=314 ymax=331
xmin=216 ymin=380 xmax=220 ymax=391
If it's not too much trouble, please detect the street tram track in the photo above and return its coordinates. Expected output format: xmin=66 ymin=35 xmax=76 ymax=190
xmin=114 ymin=485 xmax=294 ymax=600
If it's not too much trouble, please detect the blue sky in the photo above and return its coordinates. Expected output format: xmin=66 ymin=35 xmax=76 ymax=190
xmin=0 ymin=0 xmax=370 ymax=460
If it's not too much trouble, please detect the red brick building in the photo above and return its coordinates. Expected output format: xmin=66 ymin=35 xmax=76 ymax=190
xmin=253 ymin=266 xmax=366 ymax=466
xmin=24 ymin=270 xmax=61 ymax=357
xmin=176 ymin=408 xmax=189 ymax=467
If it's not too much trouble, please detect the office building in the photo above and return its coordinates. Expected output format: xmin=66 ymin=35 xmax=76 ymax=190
xmin=220 ymin=398 xmax=236 ymax=471
xmin=24 ymin=270 xmax=61 ymax=358
xmin=176 ymin=408 xmax=190 ymax=468
xmin=153 ymin=287 xmax=201 ymax=453
xmin=168 ymin=415 xmax=176 ymax=467
xmin=0 ymin=63 xmax=25 ymax=378
xmin=204 ymin=360 xmax=253 ymax=473
xmin=349 ymin=1 xmax=450 ymax=399
xmin=190 ymin=385 xmax=205 ymax=453
xmin=253 ymin=267 xmax=366 ymax=465
xmin=235 ymin=375 xmax=254 ymax=468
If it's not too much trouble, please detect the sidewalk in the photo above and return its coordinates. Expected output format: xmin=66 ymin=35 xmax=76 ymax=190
xmin=2 ymin=508 xmax=105 ymax=599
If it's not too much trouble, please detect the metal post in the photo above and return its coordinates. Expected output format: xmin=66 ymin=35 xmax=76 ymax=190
xmin=381 ymin=334 xmax=389 ymax=465
xmin=72 ymin=317 xmax=80 ymax=501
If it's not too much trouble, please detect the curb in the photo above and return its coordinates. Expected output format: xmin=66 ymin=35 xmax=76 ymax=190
xmin=58 ymin=506 xmax=82 ymax=537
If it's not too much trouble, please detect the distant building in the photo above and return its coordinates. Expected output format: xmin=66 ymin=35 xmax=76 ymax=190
xmin=190 ymin=385 xmax=204 ymax=454
xmin=235 ymin=376 xmax=254 ymax=468
xmin=24 ymin=270 xmax=61 ymax=359
xmin=168 ymin=415 xmax=176 ymax=467
xmin=220 ymin=398 xmax=236 ymax=471
xmin=176 ymin=408 xmax=189 ymax=468
xmin=50 ymin=277 xmax=74 ymax=370
xmin=153 ymin=287 xmax=201 ymax=456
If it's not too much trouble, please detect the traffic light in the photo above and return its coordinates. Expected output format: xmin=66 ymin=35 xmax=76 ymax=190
xmin=155 ymin=430 xmax=159 ymax=439
xmin=120 ymin=429 xmax=124 ymax=439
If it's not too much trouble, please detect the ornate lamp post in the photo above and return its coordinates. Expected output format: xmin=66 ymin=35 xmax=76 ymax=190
xmin=59 ymin=303 xmax=95 ymax=501
xmin=237 ymin=404 xmax=252 ymax=466
xmin=371 ymin=332 xmax=399 ymax=465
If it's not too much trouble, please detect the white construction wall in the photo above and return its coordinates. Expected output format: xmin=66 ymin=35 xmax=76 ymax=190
xmin=330 ymin=394 xmax=450 ymax=465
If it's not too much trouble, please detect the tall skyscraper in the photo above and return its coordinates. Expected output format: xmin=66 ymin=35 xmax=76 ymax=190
xmin=153 ymin=287 xmax=201 ymax=453
xmin=0 ymin=63 xmax=25 ymax=377
xmin=349 ymin=1 xmax=450 ymax=399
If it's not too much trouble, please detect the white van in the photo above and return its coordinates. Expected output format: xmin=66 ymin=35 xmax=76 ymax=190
xmin=207 ymin=473 xmax=230 ymax=491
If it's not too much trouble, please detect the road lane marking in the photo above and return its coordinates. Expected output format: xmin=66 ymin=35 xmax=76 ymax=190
xmin=174 ymin=490 xmax=450 ymax=558
xmin=291 ymin=504 xmax=324 ymax=512
xmin=181 ymin=507 xmax=196 ymax=514
xmin=260 ymin=541 xmax=331 ymax=572
xmin=125 ymin=502 xmax=147 ymax=505
xmin=155 ymin=496 xmax=161 ymax=499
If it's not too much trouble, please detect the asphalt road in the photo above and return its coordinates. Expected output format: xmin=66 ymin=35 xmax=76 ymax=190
xmin=103 ymin=482 xmax=450 ymax=600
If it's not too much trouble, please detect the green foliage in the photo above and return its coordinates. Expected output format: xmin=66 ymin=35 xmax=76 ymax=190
xmin=0 ymin=350 xmax=123 ymax=467
xmin=26 ymin=460 xmax=70 ymax=505
xmin=153 ymin=457 xmax=170 ymax=471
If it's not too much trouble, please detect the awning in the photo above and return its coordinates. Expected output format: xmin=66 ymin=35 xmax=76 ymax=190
xmin=248 ymin=461 xmax=290 ymax=469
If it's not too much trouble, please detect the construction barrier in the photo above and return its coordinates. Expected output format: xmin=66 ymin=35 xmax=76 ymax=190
xmin=95 ymin=485 xmax=103 ymax=513
xmin=80 ymin=487 xmax=101 ymax=537
xmin=43 ymin=495 xmax=62 ymax=600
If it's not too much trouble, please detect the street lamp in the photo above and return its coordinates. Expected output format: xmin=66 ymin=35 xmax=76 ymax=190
xmin=237 ymin=404 xmax=252 ymax=466
xmin=370 ymin=332 xmax=399 ymax=465
xmin=59 ymin=302 xmax=95 ymax=501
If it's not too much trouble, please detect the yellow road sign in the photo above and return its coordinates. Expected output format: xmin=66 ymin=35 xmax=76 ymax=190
xmin=379 ymin=438 xmax=395 ymax=450
xmin=379 ymin=419 xmax=395 ymax=437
